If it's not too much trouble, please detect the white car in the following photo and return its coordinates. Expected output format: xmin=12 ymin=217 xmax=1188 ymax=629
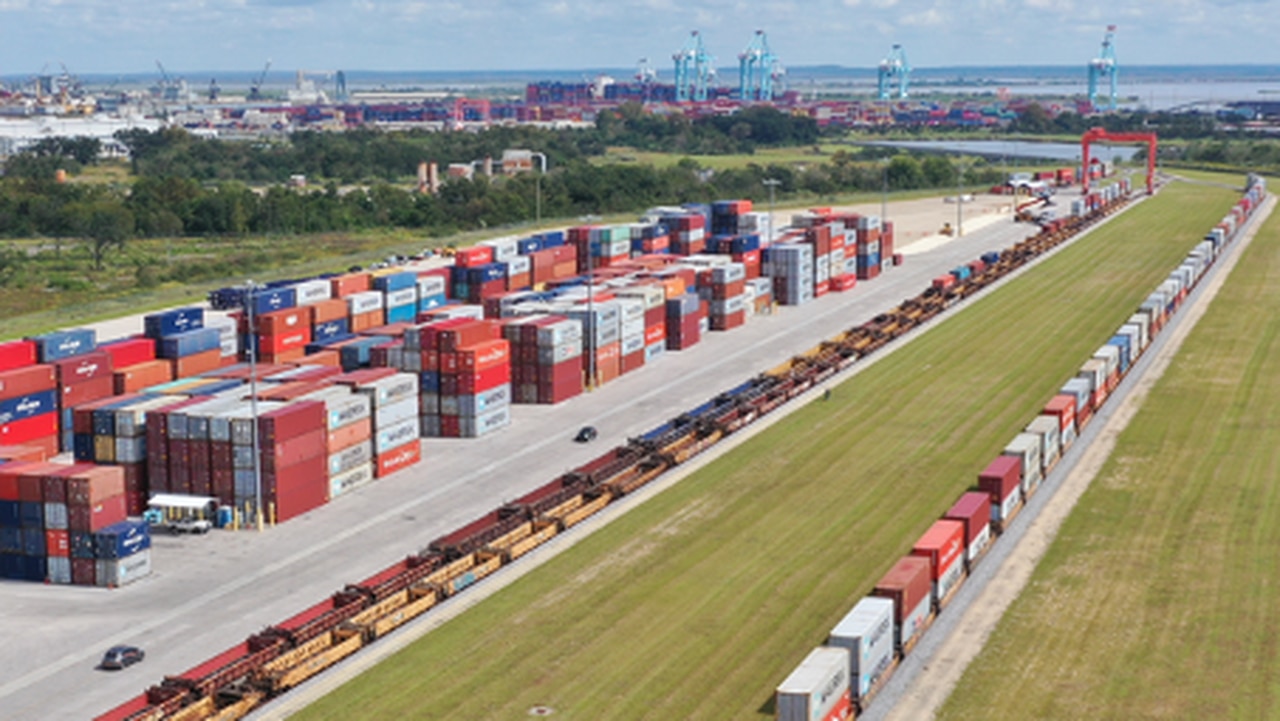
xmin=166 ymin=517 xmax=213 ymax=535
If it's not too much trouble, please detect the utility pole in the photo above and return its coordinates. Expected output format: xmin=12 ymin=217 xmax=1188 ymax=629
xmin=244 ymin=280 xmax=264 ymax=531
xmin=763 ymin=178 xmax=781 ymax=241
xmin=531 ymin=152 xmax=547 ymax=227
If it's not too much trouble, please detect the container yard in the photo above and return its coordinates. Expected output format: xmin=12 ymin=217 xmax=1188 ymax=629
xmin=2 ymin=166 xmax=1259 ymax=717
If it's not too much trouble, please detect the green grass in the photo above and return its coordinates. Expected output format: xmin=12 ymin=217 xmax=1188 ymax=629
xmin=937 ymin=203 xmax=1280 ymax=719
xmin=293 ymin=181 xmax=1237 ymax=720
xmin=593 ymin=145 xmax=849 ymax=170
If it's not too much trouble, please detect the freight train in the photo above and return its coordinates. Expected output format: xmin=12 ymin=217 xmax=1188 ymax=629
xmin=774 ymin=174 xmax=1268 ymax=721
xmin=97 ymin=177 xmax=1271 ymax=721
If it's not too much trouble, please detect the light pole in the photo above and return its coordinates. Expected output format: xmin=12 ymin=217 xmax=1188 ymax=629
xmin=531 ymin=152 xmax=547 ymax=227
xmin=955 ymin=157 xmax=973 ymax=237
xmin=580 ymin=213 xmax=600 ymax=390
xmin=879 ymin=159 xmax=889 ymax=224
xmin=243 ymin=280 xmax=264 ymax=531
xmin=762 ymin=178 xmax=781 ymax=241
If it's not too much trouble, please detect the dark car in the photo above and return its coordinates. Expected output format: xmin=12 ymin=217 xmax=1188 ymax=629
xmin=100 ymin=645 xmax=145 ymax=670
xmin=574 ymin=426 xmax=598 ymax=443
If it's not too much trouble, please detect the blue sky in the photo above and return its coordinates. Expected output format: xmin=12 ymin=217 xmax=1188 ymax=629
xmin=0 ymin=0 xmax=1275 ymax=75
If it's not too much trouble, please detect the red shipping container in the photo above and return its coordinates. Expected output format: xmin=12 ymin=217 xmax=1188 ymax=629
xmin=99 ymin=337 xmax=156 ymax=369
xmin=330 ymin=272 xmax=371 ymax=298
xmin=536 ymin=358 xmax=582 ymax=386
xmin=1043 ymin=394 xmax=1077 ymax=433
xmin=46 ymin=529 xmax=70 ymax=557
xmin=455 ymin=365 xmax=512 ymax=395
xmin=592 ymin=342 xmax=621 ymax=386
xmin=255 ymin=307 xmax=308 ymax=336
xmin=0 ymin=412 xmax=59 ymax=446
xmin=61 ymin=376 xmax=116 ymax=408
xmin=620 ymin=350 xmax=645 ymax=375
xmin=334 ymin=367 xmax=397 ymax=386
xmin=374 ymin=440 xmax=421 ymax=478
xmin=0 ymin=364 xmax=56 ymax=399
xmin=124 ymin=490 xmax=147 ymax=516
xmin=258 ymin=400 xmax=325 ymax=445
xmin=0 ymin=340 xmax=37 ymax=373
xmin=72 ymin=557 xmax=96 ymax=586
xmin=114 ymin=359 xmax=174 ymax=394
xmin=168 ymin=438 xmax=191 ymax=493
xmin=171 ymin=349 xmax=222 ymax=378
xmin=68 ymin=493 xmax=127 ymax=532
xmin=53 ymin=350 xmax=114 ymax=385
xmin=13 ymin=462 xmax=60 ymax=501
xmin=978 ymin=455 xmax=1022 ymax=504
xmin=872 ymin=556 xmax=932 ymax=625
xmin=537 ymin=380 xmax=582 ymax=405
xmin=0 ymin=444 xmax=47 ymax=463
xmin=435 ymin=320 xmax=499 ymax=353
xmin=120 ymin=462 xmax=146 ymax=495
xmin=67 ymin=465 xmax=127 ymax=506
xmin=709 ymin=311 xmax=746 ymax=332
xmin=911 ymin=519 xmax=966 ymax=580
xmin=944 ymin=492 xmax=993 ymax=548
xmin=454 ymin=246 xmax=494 ymax=267
xmin=260 ymin=427 xmax=327 ymax=473
xmin=445 ymin=339 xmax=510 ymax=373
xmin=272 ymin=479 xmax=329 ymax=524
xmin=261 ymin=454 xmax=326 ymax=499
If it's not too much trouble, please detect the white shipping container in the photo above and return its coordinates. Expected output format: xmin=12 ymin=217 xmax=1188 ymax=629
xmin=114 ymin=436 xmax=146 ymax=464
xmin=96 ymin=549 xmax=152 ymax=587
xmin=479 ymin=237 xmax=520 ymax=262
xmin=457 ymin=405 xmax=512 ymax=437
xmin=934 ymin=555 xmax=965 ymax=606
xmin=1026 ymin=415 xmax=1061 ymax=471
xmin=506 ymin=255 xmax=531 ymax=275
xmin=1093 ymin=345 xmax=1120 ymax=379
xmin=828 ymin=597 xmax=895 ymax=699
xmin=644 ymin=342 xmax=665 ymax=363
xmin=900 ymin=593 xmax=932 ymax=650
xmin=536 ymin=319 xmax=583 ymax=346
xmin=417 ymin=275 xmax=447 ymax=297
xmin=293 ymin=278 xmax=333 ymax=306
xmin=536 ymin=340 xmax=583 ymax=366
xmin=357 ymin=373 xmax=419 ymax=407
xmin=440 ymin=384 xmax=511 ymax=417
xmin=966 ymin=523 xmax=992 ymax=566
xmin=374 ymin=397 xmax=418 ymax=429
xmin=621 ymin=335 xmax=646 ymax=356
xmin=348 ymin=291 xmax=384 ymax=315
xmin=775 ymin=647 xmax=851 ymax=721
xmin=330 ymin=462 xmax=375 ymax=499
xmin=385 ymin=287 xmax=417 ymax=308
xmin=375 ymin=417 xmax=420 ymax=454
xmin=1126 ymin=315 xmax=1150 ymax=349
xmin=47 ymin=556 xmax=71 ymax=584
xmin=329 ymin=441 xmax=372 ymax=476
xmin=1004 ymin=433 xmax=1043 ymax=492
xmin=993 ymin=487 xmax=1022 ymax=524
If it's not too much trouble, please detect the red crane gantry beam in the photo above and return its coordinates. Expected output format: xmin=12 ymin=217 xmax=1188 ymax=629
xmin=1081 ymin=127 xmax=1156 ymax=195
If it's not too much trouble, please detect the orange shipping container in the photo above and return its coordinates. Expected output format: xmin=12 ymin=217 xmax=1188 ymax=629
xmin=113 ymin=359 xmax=174 ymax=394
xmin=331 ymin=272 xmax=371 ymax=298
xmin=260 ymin=348 xmax=306 ymax=365
xmin=328 ymin=417 xmax=372 ymax=453
xmin=308 ymin=298 xmax=349 ymax=325
xmin=446 ymin=339 xmax=510 ymax=373
xmin=171 ymin=349 xmax=222 ymax=379
xmin=349 ymin=310 xmax=385 ymax=333
xmin=297 ymin=350 xmax=342 ymax=368
xmin=0 ymin=444 xmax=48 ymax=462
xmin=255 ymin=308 xmax=308 ymax=336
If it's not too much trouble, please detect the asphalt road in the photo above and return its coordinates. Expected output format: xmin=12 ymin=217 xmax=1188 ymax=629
xmin=0 ymin=199 xmax=1046 ymax=720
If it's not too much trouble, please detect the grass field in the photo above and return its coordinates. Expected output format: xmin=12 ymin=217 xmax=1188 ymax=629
xmin=936 ymin=202 xmax=1280 ymax=719
xmin=291 ymin=182 xmax=1238 ymax=720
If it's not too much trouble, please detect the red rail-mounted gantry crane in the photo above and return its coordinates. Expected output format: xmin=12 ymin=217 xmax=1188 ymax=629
xmin=1081 ymin=127 xmax=1156 ymax=195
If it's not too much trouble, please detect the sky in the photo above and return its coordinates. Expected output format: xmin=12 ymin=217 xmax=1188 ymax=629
xmin=0 ymin=0 xmax=1277 ymax=75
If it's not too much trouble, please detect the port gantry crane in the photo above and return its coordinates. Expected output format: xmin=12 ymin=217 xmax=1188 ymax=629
xmin=877 ymin=44 xmax=910 ymax=101
xmin=248 ymin=59 xmax=272 ymax=102
xmin=673 ymin=30 xmax=714 ymax=103
xmin=635 ymin=57 xmax=657 ymax=103
xmin=1087 ymin=25 xmax=1118 ymax=112
xmin=737 ymin=30 xmax=783 ymax=102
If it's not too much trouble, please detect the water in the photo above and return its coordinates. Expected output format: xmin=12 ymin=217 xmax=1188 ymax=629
xmin=861 ymin=140 xmax=1140 ymax=163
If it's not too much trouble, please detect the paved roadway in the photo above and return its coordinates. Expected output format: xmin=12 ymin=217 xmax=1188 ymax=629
xmin=0 ymin=196 xmax=1050 ymax=720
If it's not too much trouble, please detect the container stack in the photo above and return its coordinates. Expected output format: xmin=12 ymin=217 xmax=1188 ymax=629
xmin=253 ymin=399 xmax=328 ymax=523
xmin=616 ymin=297 xmax=647 ymax=375
xmin=568 ymin=300 xmax=621 ymax=387
xmin=764 ymin=243 xmax=815 ymax=306
xmin=614 ymin=284 xmax=667 ymax=367
xmin=855 ymin=216 xmax=883 ymax=281
xmin=590 ymin=226 xmax=631 ymax=269
xmin=664 ymin=212 xmax=707 ymax=255
xmin=0 ymin=462 xmax=145 ymax=586
xmin=664 ymin=291 xmax=702 ymax=350
xmin=346 ymin=288 xmax=385 ymax=333
xmin=506 ymin=316 xmax=584 ymax=405
xmin=248 ymin=307 xmax=312 ymax=365
xmin=100 ymin=336 xmax=166 ymax=395
xmin=373 ymin=271 xmax=419 ymax=324
xmin=700 ymin=263 xmax=748 ymax=331
xmin=298 ymin=386 xmax=374 ymax=500
xmin=417 ymin=273 xmax=449 ymax=314
xmin=630 ymin=222 xmax=670 ymax=255
xmin=30 ymin=328 xmax=104 ymax=453
xmin=342 ymin=371 xmax=422 ymax=472
xmin=0 ymin=348 xmax=60 ymax=458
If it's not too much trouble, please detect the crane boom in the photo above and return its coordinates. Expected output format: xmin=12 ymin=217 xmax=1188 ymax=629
xmin=877 ymin=44 xmax=910 ymax=101
xmin=1086 ymin=25 xmax=1118 ymax=112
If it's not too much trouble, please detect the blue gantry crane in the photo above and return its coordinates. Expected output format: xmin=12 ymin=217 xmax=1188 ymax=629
xmin=738 ymin=30 xmax=783 ymax=101
xmin=877 ymin=44 xmax=910 ymax=101
xmin=1087 ymin=25 xmax=1118 ymax=112
xmin=674 ymin=30 xmax=714 ymax=102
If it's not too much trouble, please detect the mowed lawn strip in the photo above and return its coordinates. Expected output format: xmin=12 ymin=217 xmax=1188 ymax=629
xmin=295 ymin=184 xmax=1236 ymax=721
xmin=937 ymin=202 xmax=1280 ymax=719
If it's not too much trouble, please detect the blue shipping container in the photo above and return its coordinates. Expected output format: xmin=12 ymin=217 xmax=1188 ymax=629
xmin=144 ymin=307 xmax=205 ymax=339
xmin=419 ymin=371 xmax=440 ymax=394
xmin=21 ymin=527 xmax=46 ymax=556
xmin=21 ymin=555 xmax=46 ymax=582
xmin=386 ymin=304 xmax=416 ymax=324
xmin=1108 ymin=335 xmax=1132 ymax=373
xmin=160 ymin=327 xmax=222 ymax=359
xmin=517 ymin=237 xmax=542 ymax=255
xmin=0 ymin=553 xmax=20 ymax=579
xmin=94 ymin=519 xmax=152 ymax=560
xmin=0 ymin=526 xmax=20 ymax=552
xmin=313 ymin=318 xmax=351 ymax=343
xmin=249 ymin=286 xmax=297 ymax=316
xmin=0 ymin=390 xmax=58 ymax=427
xmin=71 ymin=532 xmax=95 ymax=559
xmin=73 ymin=433 xmax=95 ymax=462
xmin=372 ymin=271 xmax=417 ymax=293
xmin=29 ymin=328 xmax=97 ymax=362
xmin=418 ymin=295 xmax=447 ymax=313
xmin=0 ymin=500 xmax=20 ymax=527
